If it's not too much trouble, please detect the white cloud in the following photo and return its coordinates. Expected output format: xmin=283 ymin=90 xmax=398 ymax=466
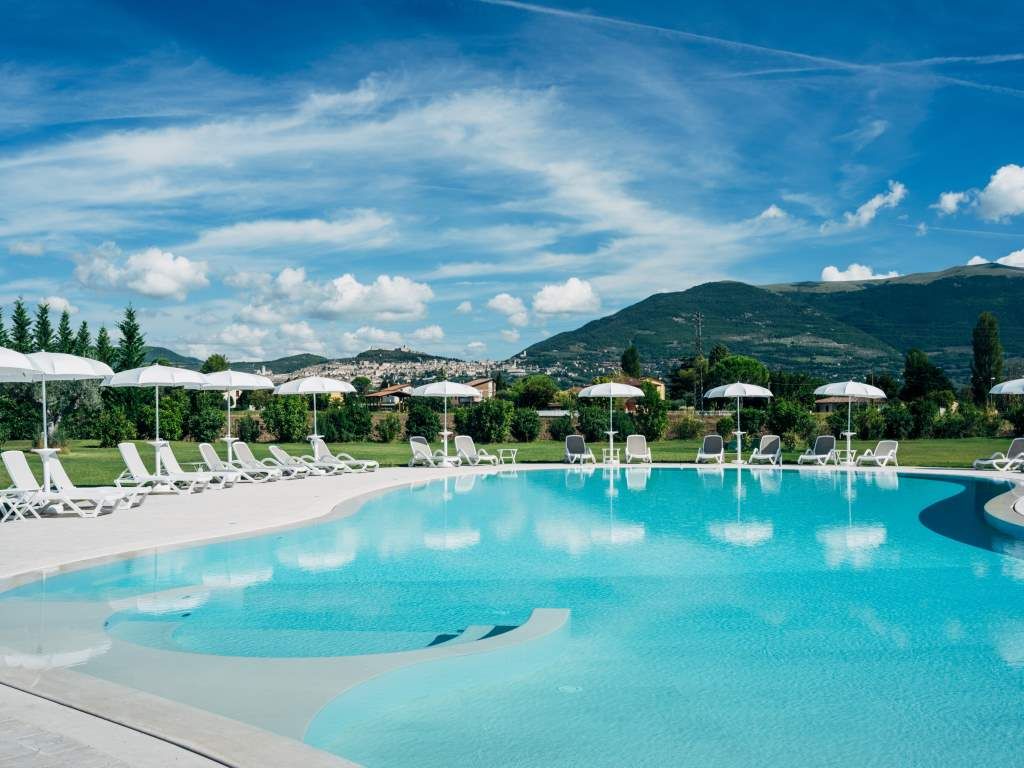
xmin=977 ymin=164 xmax=1024 ymax=221
xmin=237 ymin=303 xmax=279 ymax=324
xmin=915 ymin=222 xmax=928 ymax=236
xmin=9 ymin=240 xmax=44 ymax=256
xmin=275 ymin=267 xmax=307 ymax=299
xmin=74 ymin=243 xmax=209 ymax=300
xmin=500 ymin=329 xmax=520 ymax=343
xmin=279 ymin=320 xmax=324 ymax=354
xmin=455 ymin=301 xmax=473 ymax=314
xmin=532 ymin=277 xmax=601 ymax=314
xmin=466 ymin=341 xmax=486 ymax=354
xmin=932 ymin=191 xmax=969 ymax=215
xmin=837 ymin=119 xmax=888 ymax=151
xmin=820 ymin=263 xmax=900 ymax=282
xmin=487 ymin=293 xmax=528 ymax=326
xmin=411 ymin=324 xmax=444 ymax=342
xmin=224 ymin=271 xmax=272 ymax=290
xmin=997 ymin=248 xmax=1024 ymax=267
xmin=340 ymin=325 xmax=403 ymax=354
xmin=820 ymin=181 xmax=907 ymax=234
xmin=319 ymin=274 xmax=433 ymax=322
xmin=757 ymin=204 xmax=787 ymax=220
xmin=192 ymin=210 xmax=395 ymax=251
xmin=215 ymin=323 xmax=268 ymax=358
xmin=967 ymin=255 xmax=989 ymax=265
xmin=41 ymin=296 xmax=77 ymax=314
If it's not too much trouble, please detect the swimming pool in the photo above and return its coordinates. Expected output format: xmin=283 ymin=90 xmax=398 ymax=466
xmin=2 ymin=467 xmax=1024 ymax=767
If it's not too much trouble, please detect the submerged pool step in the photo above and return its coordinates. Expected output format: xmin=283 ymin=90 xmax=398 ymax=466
xmin=428 ymin=623 xmax=516 ymax=648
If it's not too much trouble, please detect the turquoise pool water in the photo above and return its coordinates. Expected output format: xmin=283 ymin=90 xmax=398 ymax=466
xmin=3 ymin=467 xmax=1024 ymax=767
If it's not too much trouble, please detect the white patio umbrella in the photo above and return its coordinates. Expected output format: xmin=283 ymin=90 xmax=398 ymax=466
xmin=578 ymin=382 xmax=645 ymax=461
xmin=272 ymin=376 xmax=356 ymax=438
xmin=409 ymin=380 xmax=481 ymax=463
xmin=105 ymin=364 xmax=209 ymax=473
xmin=194 ymin=370 xmax=274 ymax=461
xmin=0 ymin=347 xmax=39 ymax=380
xmin=703 ymin=382 xmax=773 ymax=464
xmin=990 ymin=378 xmax=1024 ymax=396
xmin=813 ymin=380 xmax=887 ymax=462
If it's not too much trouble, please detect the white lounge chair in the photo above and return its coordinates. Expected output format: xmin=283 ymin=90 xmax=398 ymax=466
xmin=696 ymin=434 xmax=725 ymax=464
xmin=798 ymin=435 xmax=836 ymax=465
xmin=625 ymin=434 xmax=652 ymax=464
xmin=199 ymin=442 xmax=277 ymax=483
xmin=233 ymin=442 xmax=291 ymax=480
xmin=157 ymin=445 xmax=230 ymax=489
xmin=857 ymin=440 xmax=899 ymax=467
xmin=116 ymin=442 xmax=204 ymax=494
xmin=455 ymin=435 xmax=498 ymax=466
xmin=749 ymin=434 xmax=782 ymax=465
xmin=973 ymin=438 xmax=1024 ymax=471
xmin=312 ymin=438 xmax=379 ymax=472
xmin=409 ymin=437 xmax=457 ymax=467
xmin=2 ymin=450 xmax=122 ymax=518
xmin=268 ymin=445 xmax=336 ymax=476
xmin=49 ymin=455 xmax=146 ymax=509
xmin=1 ymin=487 xmax=42 ymax=522
xmin=265 ymin=445 xmax=317 ymax=477
xmin=564 ymin=435 xmax=596 ymax=464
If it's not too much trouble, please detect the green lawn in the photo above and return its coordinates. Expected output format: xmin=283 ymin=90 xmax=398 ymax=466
xmin=0 ymin=436 xmax=1012 ymax=487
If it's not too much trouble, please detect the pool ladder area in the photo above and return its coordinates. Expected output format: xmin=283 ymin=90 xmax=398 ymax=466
xmin=427 ymin=624 xmax=518 ymax=647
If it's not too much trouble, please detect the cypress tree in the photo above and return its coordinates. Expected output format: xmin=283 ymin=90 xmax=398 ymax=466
xmin=74 ymin=322 xmax=92 ymax=357
xmin=0 ymin=308 xmax=8 ymax=348
xmin=10 ymin=299 xmax=33 ymax=353
xmin=32 ymin=303 xmax=54 ymax=352
xmin=94 ymin=326 xmax=115 ymax=366
xmin=621 ymin=344 xmax=641 ymax=377
xmin=970 ymin=312 xmax=1004 ymax=405
xmin=55 ymin=310 xmax=75 ymax=353
xmin=115 ymin=305 xmax=146 ymax=371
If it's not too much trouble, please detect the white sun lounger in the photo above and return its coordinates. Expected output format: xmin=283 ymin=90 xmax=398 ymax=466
xmin=116 ymin=442 xmax=205 ymax=494
xmin=0 ymin=487 xmax=42 ymax=522
xmin=798 ymin=435 xmax=836 ymax=465
xmin=312 ymin=438 xmax=378 ymax=472
xmin=749 ymin=434 xmax=782 ymax=465
xmin=263 ymin=445 xmax=316 ymax=477
xmin=49 ymin=455 xmax=146 ymax=509
xmin=233 ymin=442 xmax=292 ymax=480
xmin=625 ymin=434 xmax=652 ymax=464
xmin=696 ymin=434 xmax=725 ymax=464
xmin=973 ymin=438 xmax=1024 ymax=471
xmin=267 ymin=445 xmax=334 ymax=476
xmin=856 ymin=440 xmax=899 ymax=467
xmin=455 ymin=435 xmax=498 ymax=466
xmin=409 ymin=436 xmax=457 ymax=467
xmin=157 ymin=445 xmax=232 ymax=489
xmin=199 ymin=442 xmax=276 ymax=483
xmin=2 ymin=450 xmax=123 ymax=517
xmin=564 ymin=435 xmax=596 ymax=464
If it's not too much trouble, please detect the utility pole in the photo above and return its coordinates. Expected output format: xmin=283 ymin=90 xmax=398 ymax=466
xmin=693 ymin=311 xmax=704 ymax=412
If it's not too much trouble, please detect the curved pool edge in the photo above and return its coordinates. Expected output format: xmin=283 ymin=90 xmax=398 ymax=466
xmin=1 ymin=462 xmax=1021 ymax=768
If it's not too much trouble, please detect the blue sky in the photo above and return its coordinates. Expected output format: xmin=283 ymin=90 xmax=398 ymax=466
xmin=2 ymin=0 xmax=1024 ymax=362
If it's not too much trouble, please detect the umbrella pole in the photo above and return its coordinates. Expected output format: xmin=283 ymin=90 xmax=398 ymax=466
xmin=443 ymin=398 xmax=449 ymax=457
xmin=847 ymin=397 xmax=853 ymax=458
xmin=608 ymin=394 xmax=614 ymax=457
xmin=736 ymin=396 xmax=742 ymax=464
xmin=41 ymin=379 xmax=48 ymax=451
xmin=313 ymin=394 xmax=318 ymax=437
xmin=226 ymin=396 xmax=233 ymax=462
xmin=154 ymin=385 xmax=162 ymax=475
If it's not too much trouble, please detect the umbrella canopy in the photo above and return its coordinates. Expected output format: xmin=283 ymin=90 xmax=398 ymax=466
xmin=814 ymin=381 xmax=887 ymax=461
xmin=991 ymin=378 xmax=1024 ymax=396
xmin=194 ymin=370 xmax=274 ymax=459
xmin=273 ymin=376 xmax=356 ymax=438
xmin=0 ymin=347 xmax=39 ymax=381
xmin=410 ymin=381 xmax=481 ymax=460
xmin=24 ymin=352 xmax=113 ymax=450
xmin=703 ymin=382 xmax=773 ymax=464
xmin=579 ymin=382 xmax=645 ymax=459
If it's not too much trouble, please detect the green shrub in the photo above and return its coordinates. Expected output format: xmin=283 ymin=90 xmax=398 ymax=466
xmin=374 ymin=413 xmax=401 ymax=443
xmin=323 ymin=399 xmax=373 ymax=442
xmin=715 ymin=415 xmax=735 ymax=437
xmin=767 ymin=399 xmax=815 ymax=441
xmin=97 ymin=407 xmax=136 ymax=448
xmin=882 ymin=402 xmax=914 ymax=440
xmin=854 ymin=407 xmax=886 ymax=440
xmin=237 ymin=415 xmax=262 ymax=443
xmin=454 ymin=399 xmax=512 ymax=443
xmin=674 ymin=414 xmax=704 ymax=439
xmin=189 ymin=406 xmax=226 ymax=443
xmin=262 ymin=395 xmax=308 ymax=442
xmin=631 ymin=382 xmax=668 ymax=441
xmin=510 ymin=408 xmax=541 ymax=442
xmin=909 ymin=399 xmax=939 ymax=438
xmin=511 ymin=374 xmax=559 ymax=409
xmin=578 ymin=404 xmax=635 ymax=442
xmin=547 ymin=414 xmax=575 ymax=441
xmin=781 ymin=430 xmax=801 ymax=451
xmin=738 ymin=407 xmax=767 ymax=436
xmin=405 ymin=400 xmax=441 ymax=440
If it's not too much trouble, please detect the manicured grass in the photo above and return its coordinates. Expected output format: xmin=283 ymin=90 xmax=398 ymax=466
xmin=0 ymin=436 xmax=1013 ymax=487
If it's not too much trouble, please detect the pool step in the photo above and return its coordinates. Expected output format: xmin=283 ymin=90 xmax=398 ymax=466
xmin=427 ymin=623 xmax=517 ymax=648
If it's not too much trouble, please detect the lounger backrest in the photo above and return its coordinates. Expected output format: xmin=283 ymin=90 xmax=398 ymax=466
xmin=760 ymin=434 xmax=781 ymax=455
xmin=565 ymin=435 xmax=587 ymax=456
xmin=157 ymin=445 xmax=186 ymax=474
xmin=199 ymin=443 xmax=225 ymax=470
xmin=1008 ymin=438 xmax=1024 ymax=459
xmin=119 ymin=442 xmax=150 ymax=480
xmin=2 ymin=451 xmax=40 ymax=492
xmin=454 ymin=435 xmax=476 ymax=459
xmin=701 ymin=434 xmax=723 ymax=455
xmin=233 ymin=441 xmax=257 ymax=466
xmin=312 ymin=438 xmax=331 ymax=460
xmin=626 ymin=434 xmax=647 ymax=455
xmin=812 ymin=435 xmax=835 ymax=455
xmin=875 ymin=440 xmax=898 ymax=456
xmin=268 ymin=445 xmax=293 ymax=464
xmin=410 ymin=438 xmax=432 ymax=461
xmin=410 ymin=436 xmax=429 ymax=447
xmin=48 ymin=457 xmax=75 ymax=491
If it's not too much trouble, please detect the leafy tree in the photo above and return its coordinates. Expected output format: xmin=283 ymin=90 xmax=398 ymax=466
xmin=512 ymin=374 xmax=560 ymax=409
xmin=187 ymin=402 xmax=226 ymax=442
xmin=577 ymin=402 xmax=633 ymax=443
xmin=708 ymin=354 xmax=770 ymax=388
xmin=262 ymin=395 xmax=308 ymax=442
xmin=547 ymin=414 xmax=575 ymax=441
xmin=55 ymin=310 xmax=75 ymax=353
xmin=405 ymin=399 xmax=441 ymax=440
xmin=900 ymin=349 xmax=952 ymax=402
xmin=853 ymin=407 xmax=886 ymax=440
xmin=323 ymin=398 xmax=373 ymax=442
xmin=10 ymin=299 xmax=33 ymax=353
xmin=237 ymin=415 xmax=262 ymax=443
xmin=881 ymin=402 xmax=914 ymax=440
xmin=631 ymin=381 xmax=668 ymax=440
xmin=201 ymin=353 xmax=229 ymax=374
xmin=453 ymin=399 xmax=512 ymax=443
xmin=970 ymin=312 xmax=1003 ymax=405
xmin=867 ymin=372 xmax=900 ymax=400
xmin=74 ymin=322 xmax=92 ymax=357
xmin=33 ymin=303 xmax=54 ymax=352
xmin=621 ymin=344 xmax=641 ymax=377
xmin=116 ymin=306 xmax=146 ymax=371
xmin=908 ymin=398 xmax=939 ymax=438
xmin=510 ymin=407 xmax=541 ymax=442
xmin=708 ymin=344 xmax=730 ymax=368
xmin=674 ymin=414 xmax=704 ymax=439
xmin=769 ymin=371 xmax=823 ymax=408
xmin=94 ymin=326 xmax=116 ymax=366
xmin=374 ymin=413 xmax=401 ymax=443
xmin=0 ymin=308 xmax=8 ymax=348
xmin=97 ymin=407 xmax=136 ymax=447
xmin=352 ymin=376 xmax=372 ymax=397
xmin=767 ymin=398 xmax=816 ymax=441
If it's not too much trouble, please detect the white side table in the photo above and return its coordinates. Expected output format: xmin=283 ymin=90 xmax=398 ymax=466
xmin=602 ymin=447 xmax=621 ymax=465
xmin=498 ymin=448 xmax=518 ymax=465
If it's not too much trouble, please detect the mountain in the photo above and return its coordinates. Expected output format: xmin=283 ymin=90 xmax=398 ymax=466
xmin=518 ymin=263 xmax=1024 ymax=383
xmin=352 ymin=348 xmax=453 ymax=363
xmin=141 ymin=347 xmax=454 ymax=374
xmin=233 ymin=354 xmax=328 ymax=374
xmin=144 ymin=347 xmax=203 ymax=369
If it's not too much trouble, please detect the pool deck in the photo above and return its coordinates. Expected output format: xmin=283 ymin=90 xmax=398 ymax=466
xmin=0 ymin=461 xmax=1021 ymax=767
